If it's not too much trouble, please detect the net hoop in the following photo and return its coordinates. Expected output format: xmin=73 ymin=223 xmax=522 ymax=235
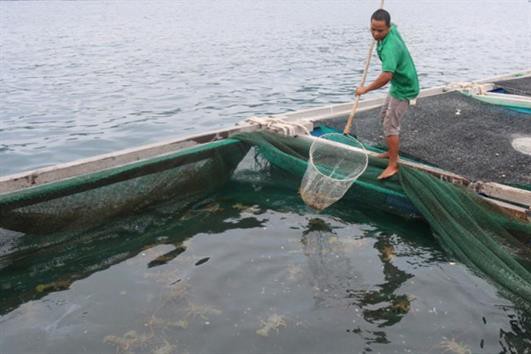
xmin=299 ymin=133 xmax=369 ymax=210
xmin=307 ymin=133 xmax=369 ymax=182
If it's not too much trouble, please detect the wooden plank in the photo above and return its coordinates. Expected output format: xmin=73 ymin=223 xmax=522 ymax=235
xmin=0 ymin=124 xmax=258 ymax=194
xmin=279 ymin=70 xmax=531 ymax=124
xmin=279 ymin=86 xmax=447 ymax=125
xmin=470 ymin=182 xmax=531 ymax=207
xmin=471 ymin=92 xmax=531 ymax=109
xmin=480 ymin=196 xmax=531 ymax=223
xmin=298 ymin=135 xmax=469 ymax=183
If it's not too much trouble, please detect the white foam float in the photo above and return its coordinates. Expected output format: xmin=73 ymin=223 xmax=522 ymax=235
xmin=512 ymin=137 xmax=531 ymax=156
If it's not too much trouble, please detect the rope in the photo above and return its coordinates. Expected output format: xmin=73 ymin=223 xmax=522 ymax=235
xmin=244 ymin=116 xmax=312 ymax=137
xmin=450 ymin=82 xmax=531 ymax=98
xmin=343 ymin=0 xmax=385 ymax=135
xmin=446 ymin=82 xmax=491 ymax=95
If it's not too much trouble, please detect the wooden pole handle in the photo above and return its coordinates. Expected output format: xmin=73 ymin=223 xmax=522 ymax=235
xmin=343 ymin=0 xmax=384 ymax=135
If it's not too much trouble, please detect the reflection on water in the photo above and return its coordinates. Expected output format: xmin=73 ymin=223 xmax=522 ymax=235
xmin=301 ymin=217 xmax=414 ymax=349
xmin=356 ymin=238 xmax=414 ymax=328
xmin=0 ymin=173 xmax=530 ymax=353
xmin=0 ymin=193 xmax=263 ymax=315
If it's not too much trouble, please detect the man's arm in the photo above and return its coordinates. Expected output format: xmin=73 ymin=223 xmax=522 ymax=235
xmin=355 ymin=71 xmax=393 ymax=96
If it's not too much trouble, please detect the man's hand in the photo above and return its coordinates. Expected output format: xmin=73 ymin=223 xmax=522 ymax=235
xmin=355 ymin=86 xmax=369 ymax=96
xmin=355 ymin=72 xmax=392 ymax=97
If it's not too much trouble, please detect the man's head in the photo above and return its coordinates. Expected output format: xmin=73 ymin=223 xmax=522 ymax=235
xmin=370 ymin=9 xmax=391 ymax=41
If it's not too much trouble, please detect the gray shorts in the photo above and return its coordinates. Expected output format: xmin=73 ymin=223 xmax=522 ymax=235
xmin=379 ymin=95 xmax=409 ymax=136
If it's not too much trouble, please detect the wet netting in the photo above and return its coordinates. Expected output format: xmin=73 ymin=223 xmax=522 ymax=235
xmin=399 ymin=167 xmax=531 ymax=310
xmin=300 ymin=133 xmax=368 ymax=210
xmin=0 ymin=139 xmax=249 ymax=233
xmin=233 ymin=130 xmax=531 ymax=311
xmin=234 ymin=131 xmax=418 ymax=218
xmin=1 ymin=129 xmax=530 ymax=312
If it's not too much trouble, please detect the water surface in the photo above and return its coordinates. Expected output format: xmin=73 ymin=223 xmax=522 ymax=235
xmin=0 ymin=163 xmax=530 ymax=353
xmin=1 ymin=0 xmax=530 ymax=175
xmin=1 ymin=2 xmax=530 ymax=353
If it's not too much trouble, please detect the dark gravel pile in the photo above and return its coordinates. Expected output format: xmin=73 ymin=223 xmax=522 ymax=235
xmin=321 ymin=90 xmax=531 ymax=186
xmin=495 ymin=76 xmax=531 ymax=96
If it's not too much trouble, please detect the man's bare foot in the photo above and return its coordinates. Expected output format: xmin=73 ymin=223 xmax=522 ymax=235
xmin=377 ymin=165 xmax=399 ymax=180
xmin=376 ymin=152 xmax=389 ymax=159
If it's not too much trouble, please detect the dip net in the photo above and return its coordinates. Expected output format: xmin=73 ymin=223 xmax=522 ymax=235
xmin=299 ymin=133 xmax=368 ymax=210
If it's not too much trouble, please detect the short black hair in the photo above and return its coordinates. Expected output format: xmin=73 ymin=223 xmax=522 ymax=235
xmin=371 ymin=9 xmax=391 ymax=27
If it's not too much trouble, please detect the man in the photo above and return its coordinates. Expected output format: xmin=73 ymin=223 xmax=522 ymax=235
xmin=356 ymin=9 xmax=419 ymax=179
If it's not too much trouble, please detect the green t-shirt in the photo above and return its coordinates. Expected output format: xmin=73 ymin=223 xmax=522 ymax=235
xmin=377 ymin=24 xmax=419 ymax=100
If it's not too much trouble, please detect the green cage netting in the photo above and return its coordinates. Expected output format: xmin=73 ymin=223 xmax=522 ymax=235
xmin=232 ymin=130 xmax=531 ymax=311
xmin=0 ymin=139 xmax=249 ymax=233
xmin=0 ymin=129 xmax=530 ymax=312
xmin=233 ymin=131 xmax=418 ymax=218
xmin=399 ymin=167 xmax=531 ymax=310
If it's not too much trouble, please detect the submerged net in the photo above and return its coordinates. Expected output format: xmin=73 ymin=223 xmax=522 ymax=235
xmin=300 ymin=133 xmax=368 ymax=210
xmin=0 ymin=139 xmax=249 ymax=233
xmin=1 ymin=128 xmax=530 ymax=313
xmin=232 ymin=130 xmax=531 ymax=312
xmin=399 ymin=167 xmax=531 ymax=309
xmin=233 ymin=131 xmax=418 ymax=218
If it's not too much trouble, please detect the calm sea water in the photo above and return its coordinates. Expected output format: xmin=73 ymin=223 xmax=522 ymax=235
xmin=1 ymin=162 xmax=530 ymax=353
xmin=1 ymin=0 xmax=530 ymax=175
xmin=1 ymin=1 xmax=531 ymax=353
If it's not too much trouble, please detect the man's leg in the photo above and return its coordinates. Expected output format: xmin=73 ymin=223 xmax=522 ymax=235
xmin=377 ymin=96 xmax=392 ymax=159
xmin=378 ymin=97 xmax=408 ymax=180
xmin=378 ymin=135 xmax=399 ymax=179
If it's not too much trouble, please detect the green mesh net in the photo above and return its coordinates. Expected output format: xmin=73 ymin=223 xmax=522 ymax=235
xmin=233 ymin=131 xmax=419 ymax=218
xmin=399 ymin=167 xmax=531 ymax=310
xmin=232 ymin=130 xmax=531 ymax=311
xmin=0 ymin=139 xmax=249 ymax=233
xmin=0 ymin=129 xmax=530 ymax=313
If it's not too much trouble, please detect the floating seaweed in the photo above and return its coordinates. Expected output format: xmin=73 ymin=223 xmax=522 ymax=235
xmin=198 ymin=202 xmax=224 ymax=214
xmin=256 ymin=314 xmax=287 ymax=337
xmin=233 ymin=203 xmax=261 ymax=215
xmin=166 ymin=282 xmax=190 ymax=302
xmin=176 ymin=319 xmax=189 ymax=329
xmin=183 ymin=301 xmax=222 ymax=320
xmin=35 ymin=279 xmax=72 ymax=293
xmin=104 ymin=327 xmax=183 ymax=354
xmin=381 ymin=244 xmax=396 ymax=262
xmin=438 ymin=338 xmax=472 ymax=354
xmin=286 ymin=264 xmax=304 ymax=282
xmin=328 ymin=236 xmax=368 ymax=254
xmin=181 ymin=202 xmax=224 ymax=221
xmin=103 ymin=330 xmax=152 ymax=353
xmin=390 ymin=295 xmax=414 ymax=314
xmin=146 ymin=315 xmax=188 ymax=330
xmin=152 ymin=339 xmax=176 ymax=354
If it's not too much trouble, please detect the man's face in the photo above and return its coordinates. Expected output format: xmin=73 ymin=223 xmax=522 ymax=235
xmin=370 ymin=19 xmax=390 ymax=41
